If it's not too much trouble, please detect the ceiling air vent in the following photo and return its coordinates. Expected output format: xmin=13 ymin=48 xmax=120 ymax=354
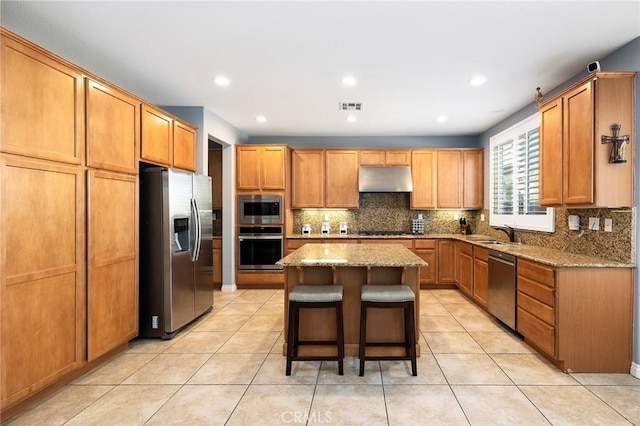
xmin=339 ymin=102 xmax=363 ymax=111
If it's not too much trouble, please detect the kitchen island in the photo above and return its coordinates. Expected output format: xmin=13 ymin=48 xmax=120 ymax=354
xmin=276 ymin=243 xmax=428 ymax=357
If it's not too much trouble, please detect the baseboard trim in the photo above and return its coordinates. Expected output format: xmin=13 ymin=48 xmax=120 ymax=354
xmin=221 ymin=283 xmax=237 ymax=292
xmin=630 ymin=362 xmax=640 ymax=379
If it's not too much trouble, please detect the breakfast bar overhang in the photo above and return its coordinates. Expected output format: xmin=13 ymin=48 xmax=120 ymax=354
xmin=277 ymin=243 xmax=429 ymax=357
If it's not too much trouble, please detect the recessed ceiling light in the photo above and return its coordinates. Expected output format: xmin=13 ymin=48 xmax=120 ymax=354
xmin=468 ymin=75 xmax=487 ymax=86
xmin=341 ymin=76 xmax=357 ymax=86
xmin=256 ymin=115 xmax=267 ymax=123
xmin=346 ymin=115 xmax=357 ymax=123
xmin=213 ymin=76 xmax=230 ymax=86
xmin=437 ymin=115 xmax=448 ymax=122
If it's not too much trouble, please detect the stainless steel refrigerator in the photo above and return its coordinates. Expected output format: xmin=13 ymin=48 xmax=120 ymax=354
xmin=139 ymin=167 xmax=213 ymax=339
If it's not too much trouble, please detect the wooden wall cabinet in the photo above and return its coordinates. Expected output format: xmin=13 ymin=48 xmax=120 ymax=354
xmin=413 ymin=239 xmax=437 ymax=286
xmin=141 ymin=104 xmax=197 ymax=172
xmin=539 ymin=72 xmax=635 ymax=207
xmin=435 ymin=149 xmax=483 ymax=209
xmin=437 ymin=240 xmax=456 ymax=284
xmin=86 ymin=79 xmax=139 ymax=174
xmin=462 ymin=150 xmax=484 ymax=209
xmin=472 ymin=247 xmax=489 ymax=308
xmin=324 ymin=150 xmax=359 ymax=208
xmin=86 ymin=170 xmax=138 ymax=360
xmin=456 ymin=242 xmax=473 ymax=297
xmin=410 ymin=150 xmax=436 ymax=209
xmin=360 ymin=149 xmax=411 ymax=166
xmin=236 ymin=145 xmax=286 ymax=190
xmin=291 ymin=149 xmax=324 ymax=208
xmin=1 ymin=33 xmax=84 ymax=165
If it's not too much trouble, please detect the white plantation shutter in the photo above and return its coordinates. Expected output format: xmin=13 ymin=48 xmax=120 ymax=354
xmin=490 ymin=114 xmax=554 ymax=232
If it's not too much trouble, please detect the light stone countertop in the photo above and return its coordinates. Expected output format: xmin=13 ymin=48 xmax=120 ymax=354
xmin=276 ymin=243 xmax=429 ymax=267
xmin=286 ymin=233 xmax=635 ymax=268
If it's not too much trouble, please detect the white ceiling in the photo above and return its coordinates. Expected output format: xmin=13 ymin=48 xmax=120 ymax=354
xmin=2 ymin=1 xmax=639 ymax=137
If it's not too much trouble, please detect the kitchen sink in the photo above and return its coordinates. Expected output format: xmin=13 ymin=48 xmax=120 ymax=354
xmin=475 ymin=240 xmax=503 ymax=245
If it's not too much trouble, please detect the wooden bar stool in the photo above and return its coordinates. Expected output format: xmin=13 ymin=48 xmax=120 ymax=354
xmin=286 ymin=284 xmax=344 ymax=376
xmin=359 ymin=284 xmax=417 ymax=376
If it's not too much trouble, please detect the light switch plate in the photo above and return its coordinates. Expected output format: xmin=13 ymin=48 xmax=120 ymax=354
xmin=588 ymin=217 xmax=600 ymax=231
xmin=568 ymin=214 xmax=580 ymax=230
xmin=480 ymin=213 xmax=485 ymax=222
xmin=604 ymin=218 xmax=613 ymax=232
xmin=454 ymin=213 xmax=459 ymax=220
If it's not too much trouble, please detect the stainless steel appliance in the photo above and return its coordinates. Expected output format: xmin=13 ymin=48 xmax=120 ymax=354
xmin=139 ymin=167 xmax=213 ymax=339
xmin=488 ymin=250 xmax=517 ymax=330
xmin=238 ymin=194 xmax=283 ymax=224
xmin=238 ymin=226 xmax=283 ymax=270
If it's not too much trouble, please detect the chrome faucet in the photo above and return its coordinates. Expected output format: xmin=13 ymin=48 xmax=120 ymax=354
xmin=494 ymin=225 xmax=516 ymax=243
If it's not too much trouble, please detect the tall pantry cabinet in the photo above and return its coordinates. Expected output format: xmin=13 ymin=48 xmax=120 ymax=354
xmin=0 ymin=29 xmax=139 ymax=415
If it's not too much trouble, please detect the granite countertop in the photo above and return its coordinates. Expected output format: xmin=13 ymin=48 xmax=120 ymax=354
xmin=276 ymin=243 xmax=429 ymax=267
xmin=286 ymin=233 xmax=635 ymax=268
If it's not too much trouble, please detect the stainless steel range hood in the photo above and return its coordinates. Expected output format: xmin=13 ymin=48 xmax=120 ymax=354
xmin=358 ymin=166 xmax=413 ymax=192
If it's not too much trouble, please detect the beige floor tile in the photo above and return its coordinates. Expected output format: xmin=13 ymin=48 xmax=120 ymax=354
xmin=217 ymin=331 xmax=281 ymax=353
xmin=5 ymin=385 xmax=113 ymax=426
xmin=238 ymin=315 xmax=284 ymax=332
xmin=491 ymin=354 xmax=579 ymax=385
xmin=190 ymin=314 xmax=251 ymax=332
xmin=255 ymin=302 xmax=284 ymax=316
xmin=309 ymin=384 xmax=387 ymax=425
xmin=453 ymin=314 xmax=506 ymax=332
xmin=271 ymin=331 xmax=285 ymax=354
xmin=72 ymin=353 xmax=157 ymax=385
xmin=571 ymin=373 xmax=640 ymax=386
xmin=65 ymin=385 xmax=180 ymax=425
xmin=253 ymin=353 xmax=320 ymax=385
xmin=214 ymin=290 xmax=245 ymax=304
xmin=317 ymin=356 xmax=382 ymax=385
xmin=420 ymin=302 xmax=451 ymax=316
xmin=520 ymin=385 xmax=630 ymax=425
xmin=421 ymin=315 xmax=465 ymax=332
xmin=432 ymin=290 xmax=469 ymax=304
xmin=214 ymin=302 xmax=263 ymax=316
xmin=122 ymin=353 xmax=211 ymax=384
xmin=267 ymin=290 xmax=285 ymax=304
xmin=419 ymin=332 xmax=432 ymax=355
xmin=587 ymin=385 xmax=640 ymax=424
xmin=380 ymin=354 xmax=447 ymax=385
xmin=163 ymin=331 xmax=234 ymax=353
xmin=145 ymin=384 xmax=248 ymax=426
xmin=126 ymin=334 xmax=184 ymax=353
xmin=470 ymin=331 xmax=534 ymax=354
xmin=444 ymin=302 xmax=486 ymax=316
xmin=232 ymin=290 xmax=275 ymax=304
xmin=226 ymin=384 xmax=315 ymax=426
xmin=419 ymin=290 xmax=439 ymax=303
xmin=435 ymin=353 xmax=512 ymax=385
xmin=385 ymin=385 xmax=467 ymax=425
xmin=452 ymin=385 xmax=550 ymax=425
xmin=424 ymin=332 xmax=484 ymax=354
xmin=189 ymin=353 xmax=267 ymax=384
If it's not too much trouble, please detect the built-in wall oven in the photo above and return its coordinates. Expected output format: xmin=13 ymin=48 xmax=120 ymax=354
xmin=238 ymin=226 xmax=284 ymax=270
xmin=238 ymin=194 xmax=283 ymax=225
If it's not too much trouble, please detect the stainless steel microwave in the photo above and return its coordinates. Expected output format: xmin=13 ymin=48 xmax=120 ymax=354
xmin=238 ymin=194 xmax=283 ymax=224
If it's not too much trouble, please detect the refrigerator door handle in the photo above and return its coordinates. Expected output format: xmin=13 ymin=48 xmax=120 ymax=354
xmin=191 ymin=198 xmax=202 ymax=262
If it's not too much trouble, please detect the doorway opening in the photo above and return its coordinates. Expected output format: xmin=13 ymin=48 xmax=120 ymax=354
xmin=208 ymin=139 xmax=223 ymax=289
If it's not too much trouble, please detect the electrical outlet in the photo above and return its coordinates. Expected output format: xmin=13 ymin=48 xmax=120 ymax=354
xmin=454 ymin=213 xmax=459 ymax=221
xmin=480 ymin=213 xmax=485 ymax=221
xmin=324 ymin=213 xmax=330 ymax=221
xmin=604 ymin=218 xmax=613 ymax=232
xmin=588 ymin=217 xmax=600 ymax=231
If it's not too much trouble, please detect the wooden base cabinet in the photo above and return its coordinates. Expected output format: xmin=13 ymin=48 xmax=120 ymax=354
xmin=437 ymin=240 xmax=456 ymax=284
xmin=517 ymin=259 xmax=633 ymax=372
xmin=414 ymin=240 xmax=437 ymax=286
xmin=472 ymin=247 xmax=488 ymax=308
xmin=0 ymin=155 xmax=85 ymax=410
xmin=456 ymin=242 xmax=473 ymax=297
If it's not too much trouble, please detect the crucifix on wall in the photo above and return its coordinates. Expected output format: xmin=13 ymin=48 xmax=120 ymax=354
xmin=601 ymin=123 xmax=630 ymax=163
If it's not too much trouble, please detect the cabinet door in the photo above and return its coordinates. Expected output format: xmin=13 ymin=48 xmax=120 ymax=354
xmin=292 ymin=150 xmax=324 ymax=208
xmin=208 ymin=149 xmax=223 ymax=209
xmin=457 ymin=243 xmax=473 ymax=297
xmin=1 ymin=34 xmax=84 ymax=164
xmin=236 ymin=145 xmax=261 ymax=190
xmin=411 ymin=150 xmax=436 ymax=209
xmin=539 ymin=98 xmax=563 ymax=206
xmin=415 ymin=249 xmax=437 ymax=286
xmin=86 ymin=79 xmax=139 ymax=174
xmin=385 ymin=150 xmax=411 ymax=166
xmin=360 ymin=150 xmax=385 ymax=165
xmin=325 ymin=150 xmax=359 ymax=208
xmin=141 ymin=104 xmax=173 ymax=166
xmin=436 ymin=151 xmax=462 ymax=208
xmin=87 ymin=170 xmax=138 ymax=361
xmin=437 ymin=240 xmax=456 ymax=283
xmin=473 ymin=255 xmax=488 ymax=308
xmin=463 ymin=150 xmax=483 ymax=209
xmin=563 ymin=81 xmax=594 ymax=205
xmin=213 ymin=239 xmax=223 ymax=286
xmin=261 ymin=146 xmax=286 ymax=190
xmin=1 ymin=155 xmax=84 ymax=409
xmin=173 ymin=120 xmax=196 ymax=171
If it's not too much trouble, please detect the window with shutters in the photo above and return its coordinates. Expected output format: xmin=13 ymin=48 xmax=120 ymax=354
xmin=490 ymin=114 xmax=555 ymax=232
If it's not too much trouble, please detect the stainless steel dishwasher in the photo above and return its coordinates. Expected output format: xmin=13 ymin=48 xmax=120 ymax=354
xmin=488 ymin=250 xmax=517 ymax=330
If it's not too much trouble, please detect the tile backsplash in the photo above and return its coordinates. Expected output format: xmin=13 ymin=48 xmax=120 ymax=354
xmin=291 ymin=193 xmax=635 ymax=263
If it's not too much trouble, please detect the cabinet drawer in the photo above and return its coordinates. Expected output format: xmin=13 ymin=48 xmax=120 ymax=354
xmin=518 ymin=276 xmax=555 ymax=307
xmin=286 ymin=239 xmax=310 ymax=250
xmin=473 ymin=246 xmax=488 ymax=262
xmin=517 ymin=291 xmax=554 ymax=326
xmin=517 ymin=259 xmax=555 ymax=288
xmin=414 ymin=239 xmax=436 ymax=249
xmin=458 ymin=242 xmax=473 ymax=256
xmin=366 ymin=239 xmax=413 ymax=248
xmin=517 ymin=307 xmax=555 ymax=357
